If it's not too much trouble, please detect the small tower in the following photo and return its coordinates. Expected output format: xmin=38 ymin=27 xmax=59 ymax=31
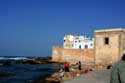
xmin=94 ymin=28 xmax=125 ymax=65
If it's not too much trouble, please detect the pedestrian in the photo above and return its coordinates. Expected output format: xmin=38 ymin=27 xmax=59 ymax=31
xmin=64 ymin=62 xmax=70 ymax=72
xmin=110 ymin=54 xmax=125 ymax=83
xmin=78 ymin=61 xmax=82 ymax=70
xmin=63 ymin=62 xmax=70 ymax=78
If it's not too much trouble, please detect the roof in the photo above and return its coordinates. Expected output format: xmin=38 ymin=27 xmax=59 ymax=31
xmin=94 ymin=28 xmax=125 ymax=33
xmin=64 ymin=34 xmax=80 ymax=36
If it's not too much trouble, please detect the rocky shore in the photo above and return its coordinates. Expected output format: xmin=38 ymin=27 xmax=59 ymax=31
xmin=0 ymin=56 xmax=58 ymax=66
xmin=32 ymin=65 xmax=94 ymax=83
xmin=32 ymin=74 xmax=60 ymax=83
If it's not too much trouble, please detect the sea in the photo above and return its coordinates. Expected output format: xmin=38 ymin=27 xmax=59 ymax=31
xmin=0 ymin=56 xmax=61 ymax=83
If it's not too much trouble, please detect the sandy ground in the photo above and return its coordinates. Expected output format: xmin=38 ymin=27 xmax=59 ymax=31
xmin=62 ymin=69 xmax=111 ymax=83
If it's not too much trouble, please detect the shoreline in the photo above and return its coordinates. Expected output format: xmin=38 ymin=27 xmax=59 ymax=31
xmin=0 ymin=59 xmax=62 ymax=83
xmin=33 ymin=64 xmax=111 ymax=83
xmin=32 ymin=72 xmax=60 ymax=83
xmin=32 ymin=65 xmax=93 ymax=83
xmin=32 ymin=62 xmax=62 ymax=83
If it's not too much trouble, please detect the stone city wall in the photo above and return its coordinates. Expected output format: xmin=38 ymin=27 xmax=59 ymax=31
xmin=52 ymin=46 xmax=94 ymax=65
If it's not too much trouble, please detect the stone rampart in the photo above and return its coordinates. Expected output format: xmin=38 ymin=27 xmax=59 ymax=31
xmin=52 ymin=46 xmax=94 ymax=65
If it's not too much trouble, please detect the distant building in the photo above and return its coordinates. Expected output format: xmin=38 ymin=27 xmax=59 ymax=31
xmin=63 ymin=34 xmax=74 ymax=49
xmin=63 ymin=34 xmax=94 ymax=49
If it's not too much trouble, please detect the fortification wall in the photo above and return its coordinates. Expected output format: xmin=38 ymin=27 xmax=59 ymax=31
xmin=52 ymin=46 xmax=63 ymax=62
xmin=52 ymin=46 xmax=94 ymax=65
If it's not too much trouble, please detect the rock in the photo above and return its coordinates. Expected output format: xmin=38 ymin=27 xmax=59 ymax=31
xmin=83 ymin=69 xmax=89 ymax=74
xmin=76 ymin=73 xmax=80 ymax=77
xmin=46 ymin=77 xmax=60 ymax=83
xmin=51 ymin=73 xmax=59 ymax=77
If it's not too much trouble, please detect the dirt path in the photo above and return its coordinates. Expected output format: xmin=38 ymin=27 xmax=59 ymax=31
xmin=62 ymin=69 xmax=111 ymax=83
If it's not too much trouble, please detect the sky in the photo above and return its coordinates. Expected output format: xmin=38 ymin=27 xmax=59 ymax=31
xmin=0 ymin=0 xmax=125 ymax=57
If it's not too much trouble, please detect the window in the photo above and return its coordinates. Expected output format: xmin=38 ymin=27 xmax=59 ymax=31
xmin=79 ymin=45 xmax=81 ymax=49
xmin=104 ymin=37 xmax=109 ymax=45
xmin=75 ymin=37 xmax=79 ymax=39
xmin=85 ymin=45 xmax=88 ymax=48
xmin=90 ymin=44 xmax=93 ymax=46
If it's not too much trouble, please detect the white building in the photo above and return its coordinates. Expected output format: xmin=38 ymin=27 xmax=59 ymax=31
xmin=63 ymin=34 xmax=94 ymax=49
